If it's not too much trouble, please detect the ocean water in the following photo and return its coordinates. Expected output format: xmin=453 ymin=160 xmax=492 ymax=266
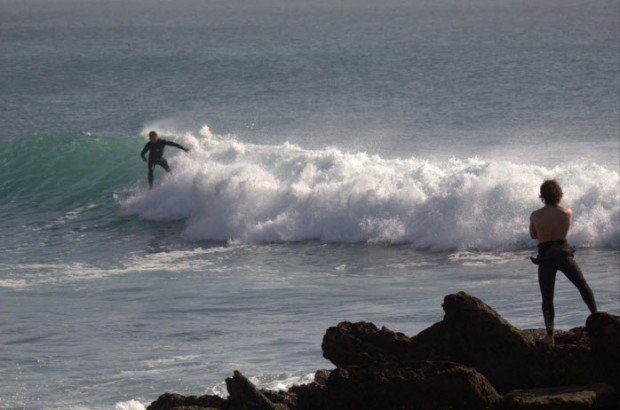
xmin=1 ymin=0 xmax=619 ymax=408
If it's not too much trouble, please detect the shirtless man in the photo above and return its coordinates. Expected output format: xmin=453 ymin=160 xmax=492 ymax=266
xmin=140 ymin=131 xmax=189 ymax=188
xmin=529 ymin=179 xmax=597 ymax=345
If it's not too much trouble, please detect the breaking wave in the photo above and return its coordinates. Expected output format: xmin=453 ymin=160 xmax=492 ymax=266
xmin=116 ymin=126 xmax=620 ymax=250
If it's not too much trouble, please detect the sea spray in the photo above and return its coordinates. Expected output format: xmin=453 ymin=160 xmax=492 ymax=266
xmin=117 ymin=127 xmax=620 ymax=249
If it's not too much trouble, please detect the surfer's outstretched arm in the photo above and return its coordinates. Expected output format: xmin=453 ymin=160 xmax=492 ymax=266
xmin=165 ymin=140 xmax=190 ymax=152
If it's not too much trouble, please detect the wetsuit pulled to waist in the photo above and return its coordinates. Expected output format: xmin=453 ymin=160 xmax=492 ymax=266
xmin=531 ymin=240 xmax=575 ymax=265
xmin=538 ymin=239 xmax=568 ymax=254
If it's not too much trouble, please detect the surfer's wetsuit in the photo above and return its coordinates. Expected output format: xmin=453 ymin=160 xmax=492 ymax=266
xmin=531 ymin=240 xmax=597 ymax=335
xmin=141 ymin=139 xmax=187 ymax=188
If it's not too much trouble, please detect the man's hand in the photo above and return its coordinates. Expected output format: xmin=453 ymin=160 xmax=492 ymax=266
xmin=142 ymin=157 xmax=147 ymax=162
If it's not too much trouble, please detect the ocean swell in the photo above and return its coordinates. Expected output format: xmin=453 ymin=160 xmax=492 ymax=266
xmin=117 ymin=126 xmax=620 ymax=250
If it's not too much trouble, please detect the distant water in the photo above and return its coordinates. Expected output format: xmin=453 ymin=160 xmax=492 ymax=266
xmin=1 ymin=0 xmax=618 ymax=408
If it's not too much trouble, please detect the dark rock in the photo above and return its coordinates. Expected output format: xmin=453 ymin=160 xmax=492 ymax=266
xmin=408 ymin=292 xmax=594 ymax=392
xmin=230 ymin=369 xmax=333 ymax=410
xmin=527 ymin=344 xmax=595 ymax=390
xmin=501 ymin=383 xmax=617 ymax=410
xmin=325 ymin=360 xmax=500 ymax=410
xmin=557 ymin=327 xmax=591 ymax=348
xmin=311 ymin=369 xmax=331 ymax=387
xmin=409 ymin=292 xmax=535 ymax=377
xmin=322 ymin=321 xmax=414 ymax=368
xmin=286 ymin=370 xmax=330 ymax=410
xmin=439 ymin=291 xmax=535 ymax=355
xmin=259 ymin=390 xmax=296 ymax=409
xmin=520 ymin=328 xmax=550 ymax=342
xmin=263 ymin=370 xmax=332 ymax=410
xmin=147 ymin=392 xmax=226 ymax=410
xmin=521 ymin=327 xmax=590 ymax=349
xmin=586 ymin=312 xmax=620 ymax=389
xmin=225 ymin=370 xmax=288 ymax=410
xmin=407 ymin=320 xmax=452 ymax=359
xmin=586 ymin=312 xmax=620 ymax=362
xmin=288 ymin=383 xmax=326 ymax=410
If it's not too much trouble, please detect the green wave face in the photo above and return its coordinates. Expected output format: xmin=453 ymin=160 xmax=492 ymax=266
xmin=1 ymin=133 xmax=143 ymax=211
xmin=0 ymin=133 xmax=159 ymax=263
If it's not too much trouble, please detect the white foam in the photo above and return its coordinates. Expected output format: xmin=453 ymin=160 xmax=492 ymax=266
xmin=0 ymin=247 xmax=238 ymax=289
xmin=385 ymin=261 xmax=436 ymax=269
xmin=0 ymin=278 xmax=29 ymax=289
xmin=143 ymin=354 xmax=202 ymax=368
xmin=449 ymin=251 xmax=532 ymax=266
xmin=114 ymin=399 xmax=146 ymax=410
xmin=249 ymin=372 xmax=315 ymax=391
xmin=117 ymin=127 xmax=620 ymax=250
xmin=205 ymin=371 xmax=316 ymax=398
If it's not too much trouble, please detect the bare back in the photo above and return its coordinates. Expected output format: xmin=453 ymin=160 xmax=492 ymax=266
xmin=530 ymin=205 xmax=572 ymax=243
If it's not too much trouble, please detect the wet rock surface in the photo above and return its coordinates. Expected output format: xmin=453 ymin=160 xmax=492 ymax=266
xmin=501 ymin=383 xmax=616 ymax=410
xmin=325 ymin=360 xmax=500 ymax=410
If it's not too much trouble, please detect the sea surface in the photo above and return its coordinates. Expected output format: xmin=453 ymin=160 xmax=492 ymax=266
xmin=1 ymin=0 xmax=619 ymax=408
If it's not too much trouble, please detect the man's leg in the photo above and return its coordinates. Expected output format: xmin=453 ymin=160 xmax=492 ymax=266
xmin=159 ymin=158 xmax=171 ymax=173
xmin=558 ymin=257 xmax=597 ymax=314
xmin=538 ymin=262 xmax=557 ymax=343
xmin=147 ymin=162 xmax=154 ymax=189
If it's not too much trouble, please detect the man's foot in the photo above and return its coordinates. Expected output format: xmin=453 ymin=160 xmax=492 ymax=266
xmin=539 ymin=334 xmax=554 ymax=345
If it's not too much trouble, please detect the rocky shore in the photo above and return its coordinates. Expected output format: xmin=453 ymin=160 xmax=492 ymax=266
xmin=148 ymin=292 xmax=619 ymax=409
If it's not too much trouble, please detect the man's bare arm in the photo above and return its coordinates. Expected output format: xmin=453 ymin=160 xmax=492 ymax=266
xmin=529 ymin=213 xmax=538 ymax=239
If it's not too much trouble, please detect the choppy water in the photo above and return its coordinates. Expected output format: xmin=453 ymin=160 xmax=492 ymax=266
xmin=1 ymin=0 xmax=619 ymax=408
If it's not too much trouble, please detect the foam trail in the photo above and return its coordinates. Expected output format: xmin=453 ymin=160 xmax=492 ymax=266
xmin=117 ymin=126 xmax=620 ymax=250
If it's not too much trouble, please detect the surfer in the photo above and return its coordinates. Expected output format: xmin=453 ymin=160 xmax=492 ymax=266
xmin=140 ymin=131 xmax=190 ymax=188
xmin=529 ymin=179 xmax=597 ymax=345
